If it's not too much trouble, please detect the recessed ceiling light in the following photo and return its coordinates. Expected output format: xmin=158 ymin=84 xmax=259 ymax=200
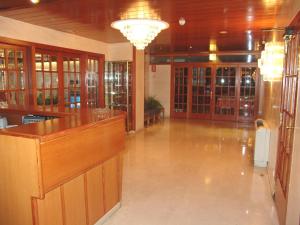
xmin=179 ymin=17 xmax=186 ymax=26
xmin=219 ymin=30 xmax=228 ymax=34
xmin=31 ymin=0 xmax=40 ymax=4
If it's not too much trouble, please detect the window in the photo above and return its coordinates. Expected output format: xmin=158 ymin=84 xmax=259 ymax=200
xmin=35 ymin=52 xmax=59 ymax=106
xmin=0 ymin=45 xmax=27 ymax=105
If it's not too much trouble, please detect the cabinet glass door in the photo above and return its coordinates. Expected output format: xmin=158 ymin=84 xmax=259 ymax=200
xmin=63 ymin=56 xmax=81 ymax=108
xmin=172 ymin=65 xmax=188 ymax=117
xmin=35 ymin=52 xmax=59 ymax=106
xmin=214 ymin=66 xmax=237 ymax=120
xmin=190 ymin=66 xmax=212 ymax=119
xmin=104 ymin=61 xmax=133 ymax=130
xmin=239 ymin=67 xmax=257 ymax=121
xmin=86 ymin=58 xmax=99 ymax=108
xmin=0 ymin=46 xmax=27 ymax=105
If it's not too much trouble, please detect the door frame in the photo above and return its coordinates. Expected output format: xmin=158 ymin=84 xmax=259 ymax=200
xmin=275 ymin=32 xmax=300 ymax=225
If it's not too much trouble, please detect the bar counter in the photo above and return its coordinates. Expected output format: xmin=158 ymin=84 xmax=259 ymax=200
xmin=0 ymin=105 xmax=126 ymax=225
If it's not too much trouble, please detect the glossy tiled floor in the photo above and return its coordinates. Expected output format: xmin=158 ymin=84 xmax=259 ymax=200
xmin=104 ymin=120 xmax=279 ymax=225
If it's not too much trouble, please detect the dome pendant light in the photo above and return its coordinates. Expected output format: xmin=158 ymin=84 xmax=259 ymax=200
xmin=111 ymin=18 xmax=169 ymax=50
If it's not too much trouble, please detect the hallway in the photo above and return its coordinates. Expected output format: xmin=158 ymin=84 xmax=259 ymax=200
xmin=103 ymin=120 xmax=279 ymax=225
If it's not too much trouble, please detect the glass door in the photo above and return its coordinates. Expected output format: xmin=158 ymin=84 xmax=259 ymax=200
xmin=238 ymin=67 xmax=257 ymax=121
xmin=190 ymin=65 xmax=212 ymax=119
xmin=171 ymin=65 xmax=188 ymax=118
xmin=213 ymin=66 xmax=237 ymax=120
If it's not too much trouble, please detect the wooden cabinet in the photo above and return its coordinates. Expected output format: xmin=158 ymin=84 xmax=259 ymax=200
xmin=0 ymin=110 xmax=125 ymax=225
xmin=86 ymin=165 xmax=105 ymax=225
xmin=35 ymin=187 xmax=64 ymax=225
xmin=0 ymin=41 xmax=105 ymax=109
xmin=33 ymin=156 xmax=121 ymax=225
xmin=171 ymin=63 xmax=259 ymax=122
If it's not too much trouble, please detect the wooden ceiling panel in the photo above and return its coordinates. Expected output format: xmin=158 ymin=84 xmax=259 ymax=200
xmin=0 ymin=0 xmax=288 ymax=53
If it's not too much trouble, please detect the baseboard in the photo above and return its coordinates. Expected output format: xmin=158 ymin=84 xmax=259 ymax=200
xmin=94 ymin=202 xmax=121 ymax=225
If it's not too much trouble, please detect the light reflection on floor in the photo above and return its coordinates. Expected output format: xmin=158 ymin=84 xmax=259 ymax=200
xmin=103 ymin=119 xmax=279 ymax=225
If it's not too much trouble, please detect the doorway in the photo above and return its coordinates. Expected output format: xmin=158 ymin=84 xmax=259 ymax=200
xmin=170 ymin=63 xmax=258 ymax=122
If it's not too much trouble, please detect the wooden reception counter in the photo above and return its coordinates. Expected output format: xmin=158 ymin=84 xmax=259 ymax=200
xmin=0 ymin=105 xmax=126 ymax=225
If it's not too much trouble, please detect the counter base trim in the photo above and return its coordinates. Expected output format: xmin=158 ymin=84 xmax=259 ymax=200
xmin=94 ymin=202 xmax=121 ymax=225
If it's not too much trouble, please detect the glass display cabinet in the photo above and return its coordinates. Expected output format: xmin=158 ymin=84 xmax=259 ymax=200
xmin=35 ymin=51 xmax=59 ymax=106
xmin=0 ymin=45 xmax=27 ymax=105
xmin=86 ymin=58 xmax=99 ymax=108
xmin=104 ymin=61 xmax=133 ymax=130
xmin=63 ymin=56 xmax=81 ymax=108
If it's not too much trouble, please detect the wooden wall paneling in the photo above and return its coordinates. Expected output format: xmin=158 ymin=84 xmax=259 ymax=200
xmin=0 ymin=0 xmax=284 ymax=53
xmin=0 ymin=135 xmax=41 ymax=225
xmin=34 ymin=187 xmax=64 ymax=225
xmin=103 ymin=155 xmax=120 ymax=213
xmin=86 ymin=165 xmax=105 ymax=225
xmin=62 ymin=175 xmax=87 ymax=225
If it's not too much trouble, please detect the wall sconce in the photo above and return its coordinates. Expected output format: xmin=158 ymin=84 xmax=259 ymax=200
xmin=258 ymin=42 xmax=284 ymax=81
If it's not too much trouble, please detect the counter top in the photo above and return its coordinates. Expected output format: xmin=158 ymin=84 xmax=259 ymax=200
xmin=0 ymin=105 xmax=125 ymax=142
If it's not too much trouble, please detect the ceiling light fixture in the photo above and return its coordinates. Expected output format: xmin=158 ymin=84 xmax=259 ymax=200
xmin=258 ymin=42 xmax=284 ymax=81
xmin=111 ymin=18 xmax=169 ymax=50
xmin=219 ymin=31 xmax=228 ymax=34
xmin=30 ymin=0 xmax=40 ymax=4
xmin=179 ymin=17 xmax=186 ymax=26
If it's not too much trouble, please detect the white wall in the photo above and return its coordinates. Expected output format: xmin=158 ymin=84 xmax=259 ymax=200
xmin=0 ymin=16 xmax=109 ymax=55
xmin=0 ymin=16 xmax=133 ymax=61
xmin=107 ymin=42 xmax=133 ymax=61
xmin=148 ymin=65 xmax=171 ymax=117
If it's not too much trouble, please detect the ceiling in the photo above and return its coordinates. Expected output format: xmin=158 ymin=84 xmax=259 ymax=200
xmin=0 ymin=0 xmax=288 ymax=54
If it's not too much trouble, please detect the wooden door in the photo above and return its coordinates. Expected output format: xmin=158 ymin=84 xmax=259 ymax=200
xmin=213 ymin=66 xmax=238 ymax=121
xmin=275 ymin=33 xmax=300 ymax=225
xmin=189 ymin=64 xmax=213 ymax=119
xmin=171 ymin=64 xmax=189 ymax=118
